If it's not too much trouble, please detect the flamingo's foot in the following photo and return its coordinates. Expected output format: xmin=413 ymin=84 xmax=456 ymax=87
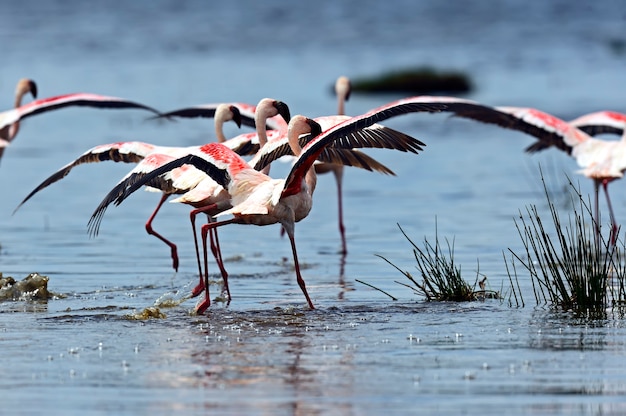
xmin=195 ymin=296 xmax=211 ymax=314
xmin=191 ymin=279 xmax=205 ymax=298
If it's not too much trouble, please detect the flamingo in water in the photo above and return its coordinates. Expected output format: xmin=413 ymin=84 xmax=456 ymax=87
xmin=13 ymin=103 xmax=256 ymax=275
xmin=449 ymin=106 xmax=626 ymax=244
xmin=81 ymin=99 xmax=292 ymax=300
xmin=90 ymin=97 xmax=448 ymax=312
xmin=0 ymin=79 xmax=162 ymax=163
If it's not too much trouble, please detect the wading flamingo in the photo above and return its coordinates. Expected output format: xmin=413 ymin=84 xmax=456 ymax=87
xmin=90 ymin=97 xmax=449 ymax=312
xmin=14 ymin=104 xmax=250 ymax=274
xmin=452 ymin=106 xmax=626 ymax=244
xmin=314 ymin=75 xmax=352 ymax=254
xmin=84 ymin=99 xmax=292 ymax=302
xmin=0 ymin=81 xmax=162 ymax=163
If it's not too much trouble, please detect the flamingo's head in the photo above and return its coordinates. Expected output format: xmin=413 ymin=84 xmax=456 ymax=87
xmin=335 ymin=76 xmax=351 ymax=102
xmin=16 ymin=78 xmax=38 ymax=100
xmin=274 ymin=100 xmax=291 ymax=124
xmin=306 ymin=117 xmax=323 ymax=138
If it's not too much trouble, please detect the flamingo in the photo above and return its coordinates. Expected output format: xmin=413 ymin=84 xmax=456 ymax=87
xmin=90 ymin=97 xmax=448 ymax=312
xmin=450 ymin=106 xmax=626 ymax=244
xmin=83 ymin=99 xmax=292 ymax=302
xmin=14 ymin=104 xmax=251 ymax=274
xmin=0 ymin=81 xmax=162 ymax=163
xmin=299 ymin=76 xmax=351 ymax=254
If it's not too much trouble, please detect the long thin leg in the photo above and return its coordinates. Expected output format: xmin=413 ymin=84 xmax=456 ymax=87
xmin=206 ymin=214 xmax=231 ymax=300
xmin=189 ymin=204 xmax=229 ymax=298
xmin=196 ymin=218 xmax=236 ymax=314
xmin=282 ymin=222 xmax=315 ymax=309
xmin=145 ymin=193 xmax=179 ymax=272
xmin=602 ymin=180 xmax=619 ymax=245
xmin=593 ymin=179 xmax=601 ymax=244
xmin=333 ymin=165 xmax=347 ymax=255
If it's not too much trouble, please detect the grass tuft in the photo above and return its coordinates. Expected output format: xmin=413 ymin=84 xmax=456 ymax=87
xmin=506 ymin=173 xmax=626 ymax=312
xmin=377 ymin=222 xmax=501 ymax=302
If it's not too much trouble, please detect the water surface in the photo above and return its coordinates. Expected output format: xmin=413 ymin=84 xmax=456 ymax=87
xmin=1 ymin=1 xmax=626 ymax=414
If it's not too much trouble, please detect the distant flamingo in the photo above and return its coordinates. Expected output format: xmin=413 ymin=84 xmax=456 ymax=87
xmin=308 ymin=76 xmax=351 ymax=254
xmin=452 ymin=106 xmax=626 ymax=244
xmin=0 ymin=81 xmax=162 ymax=163
xmin=90 ymin=97 xmax=448 ymax=312
xmin=15 ymin=104 xmax=249 ymax=274
xmin=1 ymin=79 xmax=37 ymax=162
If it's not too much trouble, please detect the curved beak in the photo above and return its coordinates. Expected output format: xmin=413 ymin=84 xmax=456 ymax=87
xmin=229 ymin=105 xmax=242 ymax=128
xmin=274 ymin=100 xmax=291 ymax=124
xmin=307 ymin=118 xmax=323 ymax=138
xmin=28 ymin=80 xmax=38 ymax=99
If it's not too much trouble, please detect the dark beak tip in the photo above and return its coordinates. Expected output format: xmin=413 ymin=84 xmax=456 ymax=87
xmin=30 ymin=81 xmax=38 ymax=98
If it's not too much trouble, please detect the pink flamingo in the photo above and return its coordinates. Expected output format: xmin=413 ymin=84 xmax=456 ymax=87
xmin=87 ymin=99 xmax=292 ymax=300
xmin=453 ymin=106 xmax=626 ymax=244
xmin=0 ymin=80 xmax=162 ymax=163
xmin=314 ymin=75 xmax=352 ymax=254
xmin=91 ymin=97 xmax=449 ymax=312
xmin=15 ymin=104 xmax=252 ymax=274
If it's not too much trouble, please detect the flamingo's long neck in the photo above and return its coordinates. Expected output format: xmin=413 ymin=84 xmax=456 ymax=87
xmin=288 ymin=117 xmax=317 ymax=197
xmin=214 ymin=107 xmax=230 ymax=143
xmin=335 ymin=76 xmax=351 ymax=116
xmin=337 ymin=97 xmax=345 ymax=116
xmin=9 ymin=84 xmax=30 ymax=140
xmin=255 ymin=106 xmax=271 ymax=176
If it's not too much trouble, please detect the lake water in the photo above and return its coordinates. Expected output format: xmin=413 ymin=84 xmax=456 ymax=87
xmin=2 ymin=1 xmax=626 ymax=414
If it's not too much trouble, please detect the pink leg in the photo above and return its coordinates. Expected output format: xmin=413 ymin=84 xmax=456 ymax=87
xmin=196 ymin=218 xmax=236 ymax=314
xmin=602 ymin=180 xmax=619 ymax=246
xmin=189 ymin=204 xmax=228 ymax=298
xmin=333 ymin=165 xmax=347 ymax=255
xmin=593 ymin=180 xmax=601 ymax=243
xmin=145 ymin=193 xmax=179 ymax=272
xmin=282 ymin=222 xmax=315 ymax=309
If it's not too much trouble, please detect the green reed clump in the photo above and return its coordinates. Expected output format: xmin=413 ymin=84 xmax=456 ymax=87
xmin=377 ymin=223 xmax=500 ymax=302
xmin=506 ymin=175 xmax=626 ymax=311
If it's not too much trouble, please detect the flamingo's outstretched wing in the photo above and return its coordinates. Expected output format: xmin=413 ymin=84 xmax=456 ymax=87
xmin=568 ymin=111 xmax=626 ymax=137
xmin=87 ymin=143 xmax=244 ymax=235
xmin=14 ymin=141 xmax=159 ymax=214
xmin=461 ymin=106 xmax=583 ymax=155
xmin=0 ymin=93 xmax=162 ymax=130
xmin=281 ymin=98 xmax=449 ymax=197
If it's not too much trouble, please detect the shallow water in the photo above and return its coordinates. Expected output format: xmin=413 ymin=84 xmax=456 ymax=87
xmin=2 ymin=1 xmax=626 ymax=414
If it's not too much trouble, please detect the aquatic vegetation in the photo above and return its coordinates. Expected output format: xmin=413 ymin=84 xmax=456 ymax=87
xmin=506 ymin=175 xmax=626 ymax=312
xmin=377 ymin=223 xmax=500 ymax=302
